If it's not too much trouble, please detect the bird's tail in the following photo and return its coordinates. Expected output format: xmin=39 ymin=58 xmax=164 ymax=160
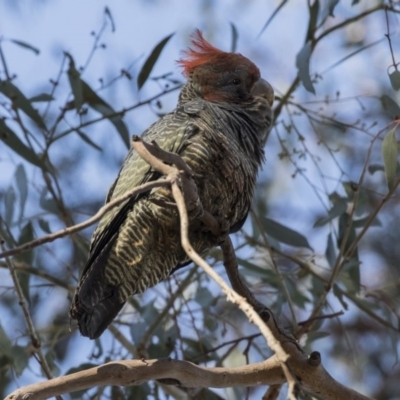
xmin=70 ymin=239 xmax=126 ymax=340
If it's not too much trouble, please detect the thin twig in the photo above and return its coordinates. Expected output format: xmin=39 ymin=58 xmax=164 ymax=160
xmin=0 ymin=179 xmax=170 ymax=260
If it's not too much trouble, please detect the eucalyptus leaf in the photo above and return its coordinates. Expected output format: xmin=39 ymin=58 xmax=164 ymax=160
xmin=15 ymin=164 xmax=28 ymax=222
xmin=0 ymin=119 xmax=44 ymax=168
xmin=0 ymin=324 xmax=12 ymax=358
xmin=368 ymin=163 xmax=384 ymax=175
xmin=314 ymin=197 xmax=347 ymax=227
xmin=389 ymin=69 xmax=400 ymax=91
xmin=262 ymin=217 xmax=312 ymax=249
xmin=5 ymin=186 xmax=16 ymax=225
xmin=29 ymin=93 xmax=54 ymax=102
xmin=317 ymin=0 xmax=339 ymax=27
xmin=380 ymin=95 xmax=400 ymax=119
xmin=0 ymin=80 xmax=46 ymax=129
xmin=11 ymin=345 xmax=29 ymax=376
xmin=230 ymin=22 xmax=238 ymax=53
xmin=76 ymin=129 xmax=102 ymax=152
xmin=325 ymin=233 xmax=336 ymax=269
xmin=382 ymin=128 xmax=398 ymax=191
xmin=81 ymin=80 xmax=130 ymax=148
xmin=296 ymin=42 xmax=315 ymax=94
xmin=137 ymin=33 xmax=174 ymax=90
xmin=65 ymin=52 xmax=83 ymax=111
xmin=9 ymin=39 xmax=40 ymax=55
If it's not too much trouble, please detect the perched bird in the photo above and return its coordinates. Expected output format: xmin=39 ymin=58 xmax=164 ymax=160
xmin=70 ymin=30 xmax=274 ymax=339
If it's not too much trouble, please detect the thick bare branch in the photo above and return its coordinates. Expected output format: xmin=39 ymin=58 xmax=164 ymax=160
xmin=5 ymin=357 xmax=284 ymax=400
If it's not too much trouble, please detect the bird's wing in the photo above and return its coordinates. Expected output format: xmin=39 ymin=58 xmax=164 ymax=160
xmin=78 ymin=110 xmax=194 ymax=286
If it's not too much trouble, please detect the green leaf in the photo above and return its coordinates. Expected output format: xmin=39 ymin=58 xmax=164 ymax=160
xmin=40 ymin=187 xmax=58 ymax=214
xmin=81 ymin=80 xmax=130 ymax=148
xmin=296 ymin=42 xmax=315 ymax=94
xmin=15 ymin=164 xmax=28 ymax=222
xmin=325 ymin=233 xmax=336 ymax=269
xmin=29 ymin=93 xmax=54 ymax=102
xmin=333 ymin=284 xmax=348 ymax=310
xmin=65 ymin=52 xmax=83 ymax=111
xmin=11 ymin=345 xmax=29 ymax=376
xmin=0 ymin=80 xmax=46 ymax=129
xmin=380 ymin=95 xmax=400 ymax=119
xmin=195 ymin=287 xmax=216 ymax=307
xmin=353 ymin=215 xmax=381 ymax=228
xmin=318 ymin=0 xmax=339 ymax=27
xmin=237 ymin=257 xmax=277 ymax=282
xmin=230 ymin=22 xmax=238 ymax=53
xmin=38 ymin=218 xmax=51 ymax=233
xmin=9 ymin=39 xmax=40 ymax=55
xmin=137 ymin=33 xmax=174 ymax=90
xmin=382 ymin=128 xmax=398 ymax=191
xmin=314 ymin=197 xmax=347 ymax=227
xmin=4 ymin=186 xmax=16 ymax=225
xmin=0 ymin=324 xmax=12 ymax=358
xmin=0 ymin=119 xmax=44 ymax=168
xmin=389 ymin=69 xmax=400 ymax=91
xmin=257 ymin=0 xmax=289 ymax=38
xmin=341 ymin=258 xmax=361 ymax=292
xmin=15 ymin=222 xmax=34 ymax=304
xmin=76 ymin=129 xmax=102 ymax=152
xmin=368 ymin=163 xmax=384 ymax=175
xmin=262 ymin=217 xmax=312 ymax=249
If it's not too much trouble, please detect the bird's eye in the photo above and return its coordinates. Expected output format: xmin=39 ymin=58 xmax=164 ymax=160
xmin=232 ymin=78 xmax=241 ymax=85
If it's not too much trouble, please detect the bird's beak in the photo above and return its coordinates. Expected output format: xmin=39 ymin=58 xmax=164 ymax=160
xmin=251 ymin=78 xmax=274 ymax=107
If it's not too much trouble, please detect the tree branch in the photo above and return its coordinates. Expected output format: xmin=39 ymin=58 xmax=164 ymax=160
xmin=5 ymin=139 xmax=376 ymax=400
xmin=0 ymin=179 xmax=170 ymax=260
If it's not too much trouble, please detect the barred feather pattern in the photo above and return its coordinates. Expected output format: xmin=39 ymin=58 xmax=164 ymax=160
xmin=70 ymin=80 xmax=271 ymax=339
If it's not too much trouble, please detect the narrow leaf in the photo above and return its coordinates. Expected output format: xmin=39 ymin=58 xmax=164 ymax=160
xmin=353 ymin=215 xmax=381 ymax=228
xmin=0 ymin=80 xmax=46 ymax=129
xmin=11 ymin=345 xmax=29 ymax=376
xmin=0 ymin=119 xmax=44 ymax=168
xmin=76 ymin=129 xmax=102 ymax=152
xmin=296 ymin=42 xmax=315 ymax=94
xmin=65 ymin=52 xmax=83 ymax=111
xmin=137 ymin=33 xmax=174 ymax=90
xmin=230 ymin=22 xmax=238 ymax=53
xmin=15 ymin=164 xmax=28 ymax=222
xmin=262 ymin=217 xmax=312 ymax=249
xmin=29 ymin=93 xmax=54 ymax=102
xmin=382 ymin=128 xmax=398 ymax=191
xmin=5 ymin=186 xmax=16 ymax=225
xmin=81 ymin=80 xmax=130 ymax=148
xmin=257 ymin=0 xmax=289 ymax=38
xmin=38 ymin=218 xmax=51 ymax=233
xmin=368 ymin=163 xmax=384 ymax=175
xmin=325 ymin=233 xmax=336 ymax=269
xmin=380 ymin=95 xmax=400 ymax=119
xmin=314 ymin=197 xmax=347 ymax=227
xmin=333 ymin=284 xmax=348 ymax=310
xmin=317 ymin=0 xmax=339 ymax=27
xmin=0 ymin=324 xmax=13 ymax=358
xmin=9 ymin=39 xmax=40 ymax=55
xmin=389 ymin=69 xmax=400 ymax=91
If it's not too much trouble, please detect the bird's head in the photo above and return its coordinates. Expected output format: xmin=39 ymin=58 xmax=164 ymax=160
xmin=178 ymin=30 xmax=274 ymax=107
